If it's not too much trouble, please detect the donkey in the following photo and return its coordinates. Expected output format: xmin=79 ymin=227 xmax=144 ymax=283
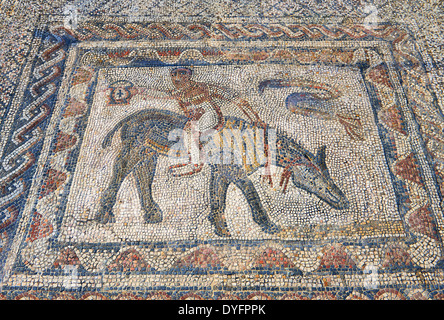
xmin=95 ymin=109 xmax=349 ymax=237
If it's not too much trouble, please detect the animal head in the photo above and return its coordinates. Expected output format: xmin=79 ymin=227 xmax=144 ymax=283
xmin=280 ymin=144 xmax=349 ymax=210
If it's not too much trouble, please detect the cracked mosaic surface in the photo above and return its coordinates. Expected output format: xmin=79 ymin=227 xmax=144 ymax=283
xmin=0 ymin=0 xmax=444 ymax=300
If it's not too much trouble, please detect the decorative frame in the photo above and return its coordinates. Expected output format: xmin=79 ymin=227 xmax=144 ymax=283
xmin=1 ymin=18 xmax=444 ymax=300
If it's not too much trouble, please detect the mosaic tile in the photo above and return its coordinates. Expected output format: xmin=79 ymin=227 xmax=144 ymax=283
xmin=0 ymin=0 xmax=444 ymax=302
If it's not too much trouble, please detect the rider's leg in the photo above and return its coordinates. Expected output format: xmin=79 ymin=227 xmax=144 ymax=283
xmin=169 ymin=121 xmax=203 ymax=176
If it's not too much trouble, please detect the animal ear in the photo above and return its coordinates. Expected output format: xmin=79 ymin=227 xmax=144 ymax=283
xmin=315 ymin=146 xmax=329 ymax=174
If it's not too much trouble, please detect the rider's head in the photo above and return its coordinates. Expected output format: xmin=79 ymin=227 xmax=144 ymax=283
xmin=170 ymin=67 xmax=193 ymax=89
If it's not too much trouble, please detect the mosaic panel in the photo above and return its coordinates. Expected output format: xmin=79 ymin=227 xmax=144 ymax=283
xmin=1 ymin=13 xmax=444 ymax=300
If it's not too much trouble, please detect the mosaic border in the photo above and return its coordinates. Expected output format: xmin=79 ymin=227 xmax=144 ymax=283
xmin=1 ymin=18 xmax=443 ymax=298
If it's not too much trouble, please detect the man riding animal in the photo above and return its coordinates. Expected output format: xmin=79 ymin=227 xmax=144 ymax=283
xmin=95 ymin=108 xmax=349 ymax=237
xmin=136 ymin=67 xmax=270 ymax=177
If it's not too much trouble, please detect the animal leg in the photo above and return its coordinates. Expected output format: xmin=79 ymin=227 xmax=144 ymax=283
xmin=132 ymin=151 xmax=163 ymax=224
xmin=95 ymin=145 xmax=143 ymax=224
xmin=208 ymin=171 xmax=231 ymax=237
xmin=234 ymin=178 xmax=280 ymax=235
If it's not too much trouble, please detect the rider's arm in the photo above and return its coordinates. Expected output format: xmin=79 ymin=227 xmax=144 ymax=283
xmin=135 ymin=87 xmax=176 ymax=100
xmin=210 ymin=85 xmax=265 ymax=126
xmin=235 ymin=98 xmax=266 ymax=127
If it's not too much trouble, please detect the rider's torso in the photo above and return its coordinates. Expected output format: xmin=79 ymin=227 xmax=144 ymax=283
xmin=171 ymin=81 xmax=223 ymax=129
xmin=173 ymin=82 xmax=209 ymax=109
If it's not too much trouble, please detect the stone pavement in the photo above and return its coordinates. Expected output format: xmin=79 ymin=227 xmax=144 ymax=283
xmin=0 ymin=0 xmax=443 ymax=300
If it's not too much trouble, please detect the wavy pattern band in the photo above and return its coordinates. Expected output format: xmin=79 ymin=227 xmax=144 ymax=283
xmin=51 ymin=22 xmax=401 ymax=41
xmin=0 ymin=36 xmax=65 ymax=213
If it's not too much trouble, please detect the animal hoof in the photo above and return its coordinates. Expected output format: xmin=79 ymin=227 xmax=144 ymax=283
xmin=144 ymin=215 xmax=162 ymax=224
xmin=208 ymin=214 xmax=231 ymax=237
xmin=143 ymin=207 xmax=163 ymax=224
xmin=214 ymin=227 xmax=231 ymax=238
xmin=261 ymin=223 xmax=280 ymax=235
xmin=95 ymin=211 xmax=115 ymax=224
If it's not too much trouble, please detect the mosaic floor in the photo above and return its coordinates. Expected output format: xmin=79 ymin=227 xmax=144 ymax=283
xmin=0 ymin=0 xmax=443 ymax=301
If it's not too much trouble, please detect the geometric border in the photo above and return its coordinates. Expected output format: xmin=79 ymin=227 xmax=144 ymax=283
xmin=1 ymin=19 xmax=444 ymax=296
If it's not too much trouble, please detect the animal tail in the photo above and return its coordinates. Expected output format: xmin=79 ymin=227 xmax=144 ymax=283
xmin=102 ymin=119 xmax=127 ymax=149
xmin=337 ymin=113 xmax=365 ymax=141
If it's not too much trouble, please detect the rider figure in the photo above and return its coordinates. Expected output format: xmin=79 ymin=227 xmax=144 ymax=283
xmin=137 ymin=66 xmax=270 ymax=178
